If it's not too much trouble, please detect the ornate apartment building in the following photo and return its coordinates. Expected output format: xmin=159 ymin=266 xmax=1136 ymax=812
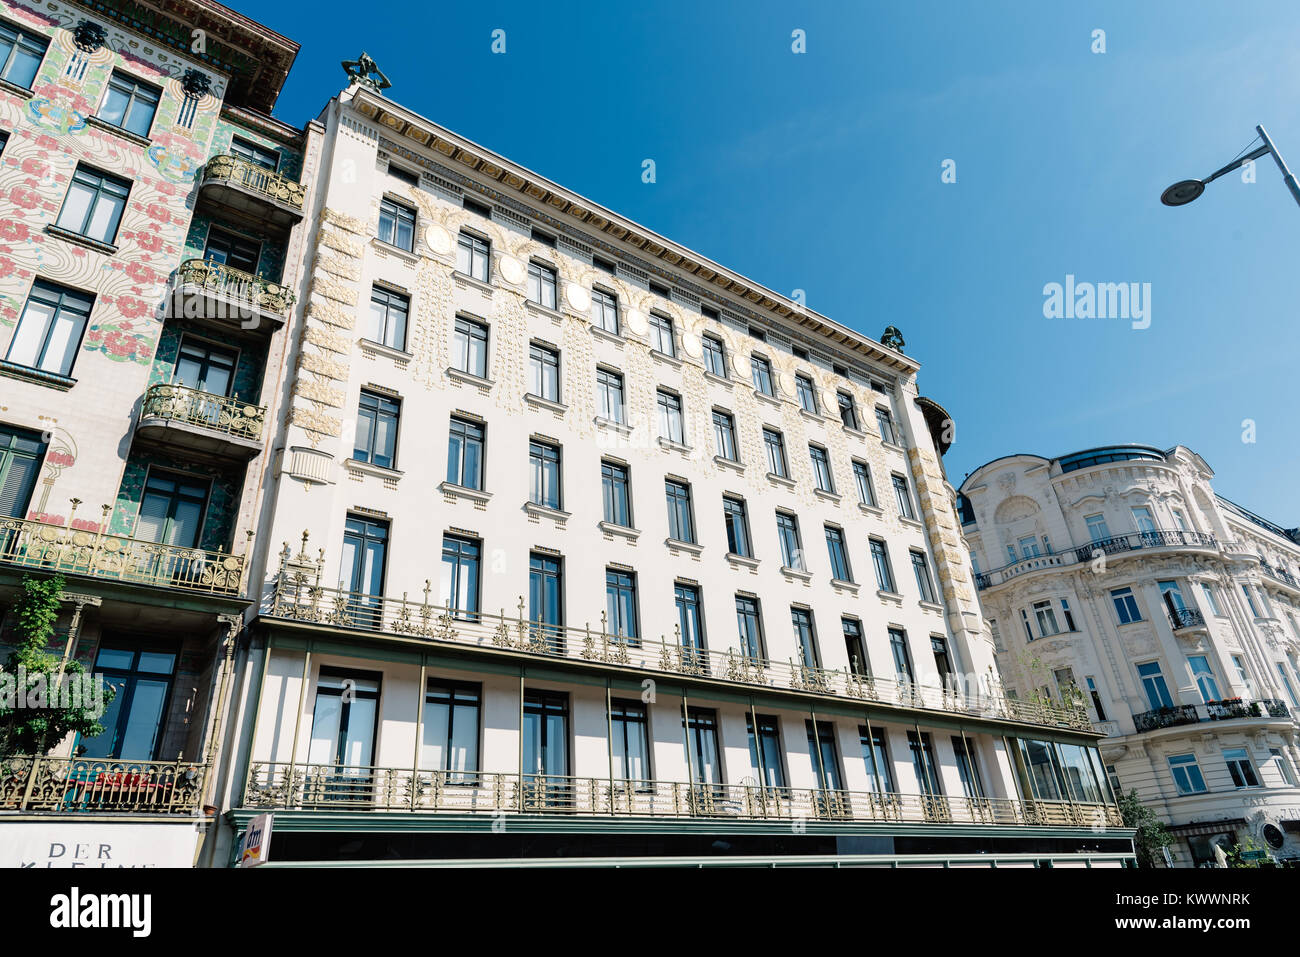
xmin=960 ymin=445 xmax=1300 ymax=867
xmin=201 ymin=75 xmax=1130 ymax=867
xmin=0 ymin=0 xmax=314 ymax=865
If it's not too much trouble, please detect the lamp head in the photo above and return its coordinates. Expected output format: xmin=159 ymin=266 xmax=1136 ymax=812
xmin=1161 ymin=179 xmax=1205 ymax=206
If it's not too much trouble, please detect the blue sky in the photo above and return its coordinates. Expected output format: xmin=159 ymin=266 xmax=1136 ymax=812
xmin=244 ymin=0 xmax=1300 ymax=523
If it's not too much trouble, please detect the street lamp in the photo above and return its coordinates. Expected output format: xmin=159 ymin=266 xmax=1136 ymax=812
xmin=1161 ymin=124 xmax=1300 ymax=209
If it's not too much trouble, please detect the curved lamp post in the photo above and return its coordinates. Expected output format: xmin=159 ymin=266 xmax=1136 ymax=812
xmin=1162 ymin=124 xmax=1300 ymax=209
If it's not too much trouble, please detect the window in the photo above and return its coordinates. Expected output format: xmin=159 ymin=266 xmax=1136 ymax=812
xmin=529 ymin=441 xmax=562 ymax=510
xmin=777 ymin=512 xmax=804 ymax=570
xmin=610 ymin=700 xmax=650 ymax=782
xmin=892 ymin=474 xmax=915 ymax=520
xmin=657 ymin=390 xmax=684 ymax=444
xmin=675 ymin=583 xmax=706 ymax=658
xmin=795 ymin=374 xmax=818 ymax=413
xmin=1231 ymin=654 xmax=1250 ymax=690
xmin=77 ymin=644 xmax=175 ymax=761
xmin=1167 ymin=754 xmax=1207 ymax=795
xmin=723 ymin=496 xmax=751 ymax=557
xmin=860 ymin=727 xmax=894 ymax=794
xmin=649 ymin=281 xmax=671 ymax=301
xmin=605 ymin=568 xmax=638 ymax=642
xmin=422 ymin=681 xmax=480 ymax=776
xmin=911 ymin=551 xmax=937 ymax=603
xmin=853 ymin=461 xmax=876 ymax=507
xmin=1201 ymin=583 xmax=1223 ymax=616
xmin=594 ymin=256 xmax=616 ymax=275
xmin=1131 ymin=506 xmax=1156 ymax=534
xmin=1033 ymin=599 xmax=1060 ymax=637
xmin=809 ymin=445 xmax=834 ymax=492
xmin=908 ymin=731 xmax=942 ymax=795
xmin=1085 ymin=513 xmax=1110 ymax=543
xmin=1242 ymin=585 xmax=1262 ymax=618
xmin=1223 ymin=748 xmax=1260 ymax=789
xmin=452 ymin=317 xmax=488 ymax=378
xmin=790 ymin=607 xmax=820 ymax=669
xmin=1020 ymin=609 xmax=1034 ymax=643
xmin=366 ymin=286 xmax=409 ymax=351
xmin=6 ymin=280 xmax=93 ymax=377
xmin=601 ymin=460 xmax=631 ymax=527
xmin=1187 ymin=655 xmax=1221 ymax=703
xmin=341 ymin=516 xmax=388 ymax=623
xmin=701 ymin=334 xmax=726 ymax=377
xmin=1060 ymin=597 xmax=1076 ymax=631
xmin=933 ymin=636 xmax=955 ymax=685
xmin=875 ymin=407 xmax=897 ymax=445
xmin=456 ymin=230 xmax=490 ymax=280
xmin=527 ymin=261 xmax=557 ymax=309
xmin=1159 ymin=579 xmax=1187 ymax=615
xmin=952 ymin=737 xmax=985 ymax=799
xmin=889 ymin=627 xmax=915 ymax=682
xmin=446 ymin=417 xmax=484 ymax=489
xmin=531 ymin=228 xmax=556 ymax=248
xmin=751 ymin=354 xmax=775 ymax=396
xmin=98 ymin=71 xmax=160 ymax=137
xmin=843 ymin=618 xmax=868 ymax=676
xmin=590 ymin=287 xmax=619 ymax=334
xmin=1086 ymin=676 xmax=1107 ymax=721
xmin=682 ymin=708 xmax=721 ymax=785
xmin=439 ymin=535 xmax=480 ymax=618
xmin=665 ymin=479 xmax=694 ymax=543
xmin=0 ymin=425 xmax=45 ymax=518
xmin=649 ymin=313 xmax=675 ymax=356
xmin=712 ymin=410 xmax=737 ymax=461
xmin=807 ymin=720 xmax=844 ymax=791
xmin=735 ymin=595 xmax=764 ymax=659
xmin=0 ymin=21 xmax=47 ymax=88
xmin=825 ymin=526 xmax=852 ymax=582
xmin=1276 ymin=663 xmax=1300 ymax=709
xmin=523 ymin=689 xmax=569 ymax=790
xmin=378 ymin=198 xmax=416 ymax=251
xmin=204 ymin=226 xmax=260 ymax=273
xmin=1111 ymin=586 xmax=1142 ymax=624
xmin=1267 ymin=749 xmax=1298 ymax=787
xmin=747 ymin=714 xmax=785 ymax=788
xmin=354 ymin=389 xmax=400 ymax=468
xmin=528 ymin=343 xmax=559 ymax=402
xmin=870 ymin=538 xmax=896 ymax=592
xmin=231 ymin=137 xmax=280 ymax=170
xmin=462 ymin=198 xmax=491 ymax=219
xmin=528 ymin=555 xmax=565 ymax=651
xmin=837 ymin=391 xmax=859 ymax=430
xmin=1172 ymin=508 xmax=1189 ymax=531
xmin=763 ymin=428 xmax=788 ymax=477
xmin=1137 ymin=661 xmax=1174 ymax=711
xmin=596 ymin=368 xmax=625 ymax=423
xmin=56 ymin=165 xmax=130 ymax=244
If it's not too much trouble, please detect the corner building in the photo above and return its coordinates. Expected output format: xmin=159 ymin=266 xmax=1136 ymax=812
xmin=212 ymin=79 xmax=1130 ymax=866
xmin=960 ymin=445 xmax=1300 ymax=867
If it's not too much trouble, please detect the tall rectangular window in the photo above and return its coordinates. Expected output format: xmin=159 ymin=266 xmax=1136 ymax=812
xmin=1111 ymin=586 xmax=1142 ymax=624
xmin=682 ymin=708 xmax=721 ymax=785
xmin=1224 ymin=748 xmax=1260 ymax=789
xmin=528 ymin=555 xmax=565 ymax=651
xmin=522 ymin=688 xmax=569 ymax=788
xmin=933 ymin=636 xmax=955 ymax=684
xmin=825 ymin=526 xmax=852 ymax=582
xmin=735 ymin=595 xmax=764 ymax=660
xmin=889 ymin=627 xmax=914 ymax=682
xmin=1167 ymin=753 xmax=1207 ymax=795
xmin=810 ymin=445 xmax=834 ymax=492
xmin=853 ymin=460 xmax=876 ymax=506
xmin=452 ymin=317 xmax=488 ymax=378
xmin=837 ymin=391 xmax=859 ymax=430
xmin=892 ymin=474 xmax=915 ymax=520
xmin=231 ymin=137 xmax=280 ymax=170
xmin=806 ymin=720 xmax=844 ymax=791
xmin=354 ymin=389 xmax=400 ymax=469
xmin=1200 ymin=583 xmax=1223 ymax=616
xmin=763 ymin=428 xmax=787 ymax=477
xmin=870 ymin=538 xmax=895 ymax=592
xmin=98 ymin=70 xmax=160 ymax=137
xmin=590 ymin=287 xmax=619 ymax=333
xmin=56 ymin=165 xmax=130 ymax=245
xmin=1086 ymin=676 xmax=1107 ymax=720
xmin=1187 ymin=655 xmax=1221 ymax=703
xmin=0 ymin=21 xmax=48 ymax=88
xmin=751 ymin=354 xmax=775 ymax=396
xmin=439 ymin=535 xmax=480 ymax=618
xmin=843 ymin=618 xmax=869 ymax=676
xmin=596 ymin=368 xmax=625 ymax=423
xmin=0 ymin=425 xmax=46 ymax=518
xmin=78 ymin=644 xmax=176 ymax=761
xmin=528 ymin=343 xmax=559 ymax=401
xmin=1032 ymin=599 xmax=1060 ymax=637
xmin=747 ymin=714 xmax=785 ymax=788
xmin=366 ymin=286 xmax=409 ymax=351
xmin=649 ymin=313 xmax=675 ymax=356
xmin=446 ymin=417 xmax=484 ymax=489
xmin=1137 ymin=661 xmax=1174 ymax=710
xmin=675 ymin=583 xmax=706 ymax=656
xmin=135 ymin=470 xmax=208 ymax=549
xmin=712 ymin=410 xmax=737 ymax=460
xmin=1131 ymin=506 xmax=1156 ymax=534
xmin=875 ymin=407 xmax=897 ymax=445
xmin=777 ymin=512 xmax=803 ymax=570
xmin=795 ymin=373 xmax=818 ymax=414
xmin=1085 ymin=513 xmax=1110 ymax=542
xmin=341 ymin=515 xmax=388 ymax=624
xmin=204 ymin=225 xmax=260 ymax=273
xmin=601 ymin=460 xmax=631 ymax=527
xmin=665 ymin=479 xmax=694 ymax=543
xmin=529 ymin=440 xmax=562 ymax=510
xmin=610 ymin=699 xmax=650 ymax=782
xmin=527 ymin=261 xmax=557 ymax=309
xmin=860 ymin=727 xmax=894 ymax=793
xmin=605 ymin=568 xmax=638 ymax=642
xmin=422 ymin=681 xmax=480 ymax=778
xmin=657 ymin=390 xmax=684 ymax=444
xmin=378 ymin=198 xmax=416 ymax=251
xmin=456 ymin=230 xmax=490 ymax=280
xmin=911 ymin=550 xmax=936 ymax=603
xmin=791 ymin=607 xmax=820 ymax=669
xmin=701 ymin=334 xmax=726 ymax=377
xmin=952 ymin=736 xmax=985 ymax=799
xmin=908 ymin=731 xmax=942 ymax=795
xmin=1276 ymin=663 xmax=1300 ymax=709
xmin=723 ymin=496 xmax=751 ymax=557
xmin=1242 ymin=584 xmax=1262 ymax=618
xmin=6 ymin=281 xmax=93 ymax=377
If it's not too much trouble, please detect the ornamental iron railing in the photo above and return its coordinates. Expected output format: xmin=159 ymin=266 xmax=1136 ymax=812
xmin=1168 ymin=607 xmax=1206 ymax=631
xmin=975 ymin=530 xmax=1219 ymax=591
xmin=0 ymin=755 xmax=205 ymax=814
xmin=1133 ymin=698 xmax=1291 ymax=733
xmin=201 ymin=154 xmax=305 ymax=211
xmin=175 ymin=258 xmax=296 ymax=320
xmin=140 ymin=383 xmax=265 ymax=442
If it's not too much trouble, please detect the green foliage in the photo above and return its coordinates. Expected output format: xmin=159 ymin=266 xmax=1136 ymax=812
xmin=0 ymin=575 xmax=114 ymax=755
xmin=1117 ymin=788 xmax=1174 ymax=868
xmin=1225 ymin=838 xmax=1272 ymax=868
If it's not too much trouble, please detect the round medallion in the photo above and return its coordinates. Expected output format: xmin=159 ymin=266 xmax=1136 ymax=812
xmin=425 ymin=223 xmax=452 ymax=255
xmin=566 ymin=283 xmax=590 ymax=313
xmin=681 ymin=331 xmax=702 ymax=359
xmin=732 ymin=351 xmax=751 ymax=378
xmin=626 ymin=309 xmax=648 ymax=336
xmin=499 ymin=255 xmax=525 ymax=285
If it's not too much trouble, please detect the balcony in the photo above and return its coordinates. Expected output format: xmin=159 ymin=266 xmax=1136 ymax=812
xmin=169 ymin=259 xmax=296 ymax=336
xmin=975 ymin=529 xmax=1219 ymax=592
xmin=1168 ymin=607 xmax=1207 ymax=631
xmin=1260 ymin=558 xmax=1300 ymax=591
xmin=0 ymin=515 xmax=246 ymax=596
xmin=135 ymin=383 xmax=266 ymax=460
xmin=1132 ymin=698 xmax=1290 ymax=734
xmin=0 ymin=755 xmax=205 ymax=815
xmin=243 ymin=764 xmax=1123 ymax=830
xmin=197 ymin=154 xmax=305 ymax=232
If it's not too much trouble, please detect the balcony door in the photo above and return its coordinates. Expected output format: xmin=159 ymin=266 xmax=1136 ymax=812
xmin=78 ymin=644 xmax=176 ymax=761
xmin=0 ymin=425 xmax=45 ymax=519
xmin=307 ymin=668 xmax=380 ymax=803
xmin=173 ymin=337 xmax=237 ymax=396
xmin=522 ymin=690 xmax=569 ymax=806
xmin=341 ymin=515 xmax=388 ymax=626
xmin=203 ymin=225 xmax=260 ymax=274
xmin=528 ymin=552 xmax=564 ymax=651
xmin=136 ymin=469 xmax=208 ymax=549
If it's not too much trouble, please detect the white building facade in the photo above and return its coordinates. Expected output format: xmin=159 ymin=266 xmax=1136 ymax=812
xmin=206 ymin=80 xmax=1130 ymax=867
xmin=960 ymin=445 xmax=1300 ymax=867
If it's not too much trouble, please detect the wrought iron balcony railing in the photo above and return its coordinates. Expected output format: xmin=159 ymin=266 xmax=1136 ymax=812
xmin=243 ymin=763 xmax=1124 ymax=829
xmin=0 ymin=512 xmax=246 ymax=596
xmin=1132 ymin=704 xmax=1200 ymax=733
xmin=1259 ymin=558 xmax=1300 ymax=590
xmin=1168 ymin=607 xmax=1206 ymax=630
xmin=174 ymin=258 xmax=296 ymax=322
xmin=1132 ymin=698 xmax=1291 ymax=733
xmin=267 ymin=575 xmax=1092 ymax=733
xmin=975 ymin=530 xmax=1219 ymax=591
xmin=201 ymin=154 xmax=305 ymax=212
xmin=140 ymin=382 xmax=265 ymax=442
xmin=0 ymin=755 xmax=205 ymax=814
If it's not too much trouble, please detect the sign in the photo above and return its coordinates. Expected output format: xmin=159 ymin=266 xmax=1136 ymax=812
xmin=1240 ymin=849 xmax=1266 ymax=861
xmin=3 ymin=822 xmax=199 ymax=868
xmin=238 ymin=814 xmax=273 ymax=867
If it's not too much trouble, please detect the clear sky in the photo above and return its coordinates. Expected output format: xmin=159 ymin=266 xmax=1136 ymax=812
xmin=242 ymin=0 xmax=1299 ymax=524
